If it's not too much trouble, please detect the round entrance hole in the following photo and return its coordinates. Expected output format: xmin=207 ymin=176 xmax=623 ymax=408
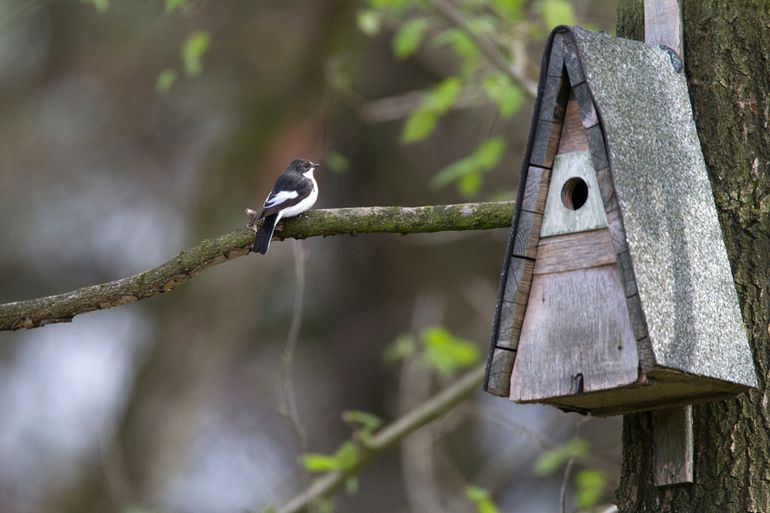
xmin=561 ymin=177 xmax=589 ymax=210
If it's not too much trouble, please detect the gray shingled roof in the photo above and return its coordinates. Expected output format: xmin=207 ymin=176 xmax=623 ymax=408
xmin=570 ymin=27 xmax=756 ymax=387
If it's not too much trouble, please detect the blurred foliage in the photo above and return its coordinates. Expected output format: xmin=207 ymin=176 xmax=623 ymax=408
xmin=81 ymin=0 xmax=109 ymax=13
xmin=354 ymin=0 xmax=575 ymax=195
xmin=466 ymin=485 xmax=500 ymax=513
xmin=574 ymin=468 xmax=607 ymax=509
xmin=384 ymin=326 xmax=480 ymax=376
xmin=533 ymin=437 xmax=608 ymax=509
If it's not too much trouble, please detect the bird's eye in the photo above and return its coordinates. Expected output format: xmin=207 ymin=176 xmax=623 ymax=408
xmin=303 ymin=162 xmax=310 ymax=168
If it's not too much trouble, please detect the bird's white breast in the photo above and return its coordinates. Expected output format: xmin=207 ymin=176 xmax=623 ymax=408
xmin=280 ymin=169 xmax=318 ymax=219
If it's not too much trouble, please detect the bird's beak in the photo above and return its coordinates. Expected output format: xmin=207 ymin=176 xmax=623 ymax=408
xmin=311 ymin=162 xmax=320 ymax=169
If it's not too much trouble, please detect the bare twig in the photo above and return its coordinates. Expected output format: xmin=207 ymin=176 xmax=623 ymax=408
xmin=0 ymin=201 xmax=514 ymax=331
xmin=272 ymin=364 xmax=485 ymax=513
xmin=280 ymin=241 xmax=311 ymax=500
xmin=426 ymin=0 xmax=538 ymax=97
xmin=560 ymin=457 xmax=576 ymax=513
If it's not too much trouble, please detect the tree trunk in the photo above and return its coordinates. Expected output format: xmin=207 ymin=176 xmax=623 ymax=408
xmin=616 ymin=1 xmax=770 ymax=511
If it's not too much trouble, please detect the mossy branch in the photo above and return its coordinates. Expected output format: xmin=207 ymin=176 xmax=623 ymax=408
xmin=272 ymin=364 xmax=485 ymax=513
xmin=0 ymin=201 xmax=513 ymax=331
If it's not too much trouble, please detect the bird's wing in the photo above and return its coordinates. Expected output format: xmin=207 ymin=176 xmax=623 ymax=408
xmin=260 ymin=173 xmax=314 ymax=218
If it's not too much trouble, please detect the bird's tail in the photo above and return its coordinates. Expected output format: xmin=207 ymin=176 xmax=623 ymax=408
xmin=252 ymin=214 xmax=279 ymax=254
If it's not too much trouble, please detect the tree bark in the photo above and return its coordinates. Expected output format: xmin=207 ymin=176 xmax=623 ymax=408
xmin=0 ymin=202 xmax=513 ymax=331
xmin=617 ymin=1 xmax=770 ymax=511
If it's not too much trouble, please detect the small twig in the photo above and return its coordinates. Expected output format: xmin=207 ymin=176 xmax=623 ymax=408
xmin=280 ymin=241 xmax=311 ymax=500
xmin=272 ymin=364 xmax=485 ymax=513
xmin=560 ymin=457 xmax=576 ymax=513
xmin=0 ymin=201 xmax=514 ymax=331
xmin=426 ymin=0 xmax=538 ymax=97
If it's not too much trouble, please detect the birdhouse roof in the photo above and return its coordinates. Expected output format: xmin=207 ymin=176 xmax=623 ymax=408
xmin=486 ymin=26 xmax=756 ymax=399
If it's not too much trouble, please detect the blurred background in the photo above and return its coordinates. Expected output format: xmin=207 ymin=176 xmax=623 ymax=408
xmin=0 ymin=1 xmax=619 ymax=512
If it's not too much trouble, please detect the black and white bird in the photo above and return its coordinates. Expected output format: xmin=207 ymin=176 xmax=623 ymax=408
xmin=251 ymin=158 xmax=319 ymax=254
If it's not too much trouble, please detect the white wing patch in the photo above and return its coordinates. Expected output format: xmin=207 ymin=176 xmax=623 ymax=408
xmin=264 ymin=190 xmax=299 ymax=207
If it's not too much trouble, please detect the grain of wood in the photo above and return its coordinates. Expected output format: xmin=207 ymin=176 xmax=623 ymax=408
xmin=510 ymin=264 xmax=640 ymax=402
xmin=644 ymin=0 xmax=683 ymax=57
xmin=534 ymin=229 xmax=617 ymax=275
xmin=530 ymin=119 xmax=561 ymax=168
xmin=557 ymin=97 xmax=589 ymax=153
xmin=520 ymin=166 xmax=551 ymax=214
xmin=512 ymin=210 xmax=543 ymax=259
xmin=653 ymin=405 xmax=694 ymax=485
xmin=573 ymin=82 xmax=599 ymax=128
xmin=485 ymin=347 xmax=516 ymax=396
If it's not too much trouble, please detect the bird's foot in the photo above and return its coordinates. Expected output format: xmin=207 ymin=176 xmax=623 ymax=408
xmin=245 ymin=208 xmax=259 ymax=232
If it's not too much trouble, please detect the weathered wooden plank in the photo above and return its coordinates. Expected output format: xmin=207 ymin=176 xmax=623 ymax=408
xmin=595 ymin=167 xmax=615 ymax=206
xmin=485 ymin=347 xmax=516 ymax=397
xmin=605 ymin=194 xmax=629 ymax=253
xmin=617 ymin=249 xmax=638 ymax=297
xmin=626 ymin=293 xmax=649 ymax=341
xmin=547 ymin=33 xmax=565 ymax=78
xmin=586 ymin=124 xmax=609 ymax=170
xmin=496 ymin=300 xmax=526 ymax=350
xmin=556 ymin=97 xmax=589 ymax=154
xmin=534 ymin=229 xmax=617 ymax=275
xmin=540 ymin=151 xmax=608 ymax=237
xmin=644 ymin=0 xmax=683 ymax=58
xmin=530 ymin=119 xmax=561 ymax=168
xmin=503 ymin=256 xmax=535 ymax=304
xmin=539 ymin=75 xmax=570 ymax=123
xmin=510 ymin=264 xmax=640 ymax=402
xmin=653 ymin=405 xmax=694 ymax=486
xmin=564 ymin=39 xmax=585 ymax=86
xmin=520 ymin=166 xmax=551 ymax=214
xmin=572 ymin=82 xmax=598 ymax=128
xmin=512 ymin=210 xmax=542 ymax=259
xmin=636 ymin=336 xmax=656 ymax=373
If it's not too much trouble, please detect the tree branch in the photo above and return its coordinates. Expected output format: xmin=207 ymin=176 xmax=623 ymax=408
xmin=273 ymin=364 xmax=485 ymax=513
xmin=427 ymin=0 xmax=538 ymax=98
xmin=0 ymin=201 xmax=513 ymax=331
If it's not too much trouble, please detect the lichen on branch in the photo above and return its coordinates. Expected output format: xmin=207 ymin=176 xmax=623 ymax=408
xmin=0 ymin=201 xmax=513 ymax=331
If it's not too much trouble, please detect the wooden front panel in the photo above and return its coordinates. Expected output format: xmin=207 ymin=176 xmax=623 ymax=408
xmin=509 ymin=229 xmax=640 ymax=402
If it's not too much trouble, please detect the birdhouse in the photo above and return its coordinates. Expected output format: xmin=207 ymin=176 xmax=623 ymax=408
xmin=484 ymin=26 xmax=757 ymax=416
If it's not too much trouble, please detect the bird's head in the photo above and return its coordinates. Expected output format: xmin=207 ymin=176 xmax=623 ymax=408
xmin=288 ymin=159 xmax=320 ymax=176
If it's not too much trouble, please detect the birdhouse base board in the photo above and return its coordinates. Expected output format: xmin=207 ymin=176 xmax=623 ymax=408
xmin=514 ymin=369 xmax=750 ymax=416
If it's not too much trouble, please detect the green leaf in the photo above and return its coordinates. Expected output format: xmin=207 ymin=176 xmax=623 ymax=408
xmin=82 ymin=0 xmax=108 ymax=13
xmin=491 ymin=0 xmax=524 ymax=19
xmin=482 ymin=73 xmax=524 ymax=117
xmin=357 ymin=9 xmax=382 ymax=36
xmin=165 ymin=0 xmax=187 ymax=13
xmin=536 ymin=0 xmax=575 ymax=28
xmin=384 ymin=334 xmax=416 ymax=363
xmin=326 ymin=152 xmax=350 ymax=174
xmin=422 ymin=326 xmax=480 ymax=376
xmin=402 ymin=110 xmax=437 ymax=143
xmin=466 ymin=486 xmax=499 ymax=513
xmin=423 ymin=77 xmax=462 ymax=112
xmin=401 ymin=78 xmax=462 ymax=143
xmin=342 ymin=410 xmax=383 ymax=432
xmin=333 ymin=441 xmax=360 ymax=470
xmin=155 ymin=69 xmax=178 ymax=94
xmin=393 ymin=18 xmax=428 ymax=59
xmin=533 ymin=438 xmax=588 ymax=476
xmin=182 ymin=31 xmax=211 ymax=78
xmin=432 ymin=29 xmax=479 ymax=72
xmin=345 ymin=476 xmax=359 ymax=495
xmin=575 ymin=469 xmax=606 ymax=509
xmin=301 ymin=453 xmax=340 ymax=472
xmin=430 ymin=137 xmax=505 ymax=195
xmin=473 ymin=138 xmax=505 ymax=169
xmin=458 ymin=172 xmax=482 ymax=197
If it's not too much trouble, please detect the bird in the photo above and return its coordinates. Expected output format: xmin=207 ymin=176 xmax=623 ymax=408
xmin=251 ymin=158 xmax=320 ymax=254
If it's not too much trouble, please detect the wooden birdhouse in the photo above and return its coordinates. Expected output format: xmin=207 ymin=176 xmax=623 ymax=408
xmin=484 ymin=26 xmax=757 ymax=416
